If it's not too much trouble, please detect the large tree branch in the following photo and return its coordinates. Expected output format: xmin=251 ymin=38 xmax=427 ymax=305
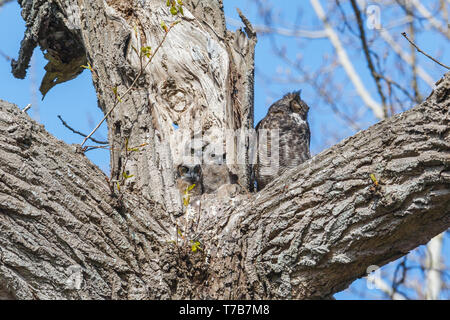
xmin=1 ymin=72 xmax=448 ymax=299
xmin=0 ymin=100 xmax=174 ymax=299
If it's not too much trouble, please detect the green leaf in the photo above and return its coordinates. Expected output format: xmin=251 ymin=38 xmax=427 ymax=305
xmin=161 ymin=21 xmax=168 ymax=32
xmin=370 ymin=173 xmax=378 ymax=186
xmin=140 ymin=46 xmax=152 ymax=58
xmin=190 ymin=240 xmax=201 ymax=253
xmin=187 ymin=183 xmax=196 ymax=192
xmin=166 ymin=0 xmax=171 ymax=6
xmin=170 ymin=5 xmax=178 ymax=15
xmin=112 ymin=86 xmax=122 ymax=102
xmin=123 ymin=171 xmax=134 ymax=179
xmin=183 ymin=194 xmax=190 ymax=206
xmin=81 ymin=62 xmax=93 ymax=71
xmin=178 ymin=5 xmax=183 ymax=15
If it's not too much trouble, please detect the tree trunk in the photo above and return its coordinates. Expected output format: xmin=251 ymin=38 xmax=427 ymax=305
xmin=1 ymin=0 xmax=449 ymax=299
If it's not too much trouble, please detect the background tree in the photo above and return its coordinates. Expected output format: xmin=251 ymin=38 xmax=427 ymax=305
xmin=0 ymin=0 xmax=449 ymax=299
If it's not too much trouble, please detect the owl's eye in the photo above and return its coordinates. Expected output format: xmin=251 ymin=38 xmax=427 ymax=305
xmin=290 ymin=101 xmax=301 ymax=113
xmin=193 ymin=165 xmax=201 ymax=173
xmin=211 ymin=153 xmax=215 ymax=158
xmin=190 ymin=148 xmax=195 ymax=156
xmin=179 ymin=166 xmax=188 ymax=175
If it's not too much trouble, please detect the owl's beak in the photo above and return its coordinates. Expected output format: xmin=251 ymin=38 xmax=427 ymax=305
xmin=187 ymin=173 xmax=196 ymax=182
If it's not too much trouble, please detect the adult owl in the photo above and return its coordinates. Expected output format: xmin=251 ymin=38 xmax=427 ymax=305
xmin=255 ymin=91 xmax=311 ymax=191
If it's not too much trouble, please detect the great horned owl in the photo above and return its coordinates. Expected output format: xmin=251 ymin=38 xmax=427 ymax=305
xmin=255 ymin=91 xmax=311 ymax=191
xmin=201 ymin=150 xmax=238 ymax=194
xmin=176 ymin=164 xmax=203 ymax=197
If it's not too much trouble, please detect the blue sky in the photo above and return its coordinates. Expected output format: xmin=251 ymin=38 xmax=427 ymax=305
xmin=0 ymin=0 xmax=448 ymax=299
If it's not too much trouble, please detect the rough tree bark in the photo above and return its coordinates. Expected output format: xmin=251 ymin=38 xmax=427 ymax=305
xmin=0 ymin=0 xmax=449 ymax=299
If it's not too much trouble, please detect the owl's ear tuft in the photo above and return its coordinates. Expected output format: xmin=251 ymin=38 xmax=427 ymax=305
xmin=283 ymin=90 xmax=302 ymax=102
xmin=290 ymin=99 xmax=301 ymax=113
xmin=289 ymin=94 xmax=309 ymax=118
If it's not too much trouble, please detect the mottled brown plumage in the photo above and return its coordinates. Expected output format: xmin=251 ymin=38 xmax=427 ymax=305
xmin=255 ymin=91 xmax=311 ymax=191
xmin=176 ymin=164 xmax=203 ymax=196
xmin=201 ymin=149 xmax=237 ymax=194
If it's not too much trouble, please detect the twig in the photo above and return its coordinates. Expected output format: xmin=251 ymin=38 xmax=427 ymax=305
xmin=402 ymin=2 xmax=422 ymax=104
xmin=0 ymin=0 xmax=14 ymax=6
xmin=367 ymin=274 xmax=407 ymax=300
xmin=425 ymin=233 xmax=444 ymax=300
xmin=22 ymin=104 xmax=32 ymax=113
xmin=310 ymin=0 xmax=384 ymax=120
xmin=401 ymin=32 xmax=450 ymax=69
xmin=226 ymin=16 xmax=327 ymax=38
xmin=57 ymin=115 xmax=108 ymax=144
xmin=391 ymin=257 xmax=410 ymax=300
xmin=375 ymin=72 xmax=417 ymax=102
xmin=0 ymin=49 xmax=12 ymax=62
xmin=409 ymin=0 xmax=450 ymax=38
xmin=83 ymin=145 xmax=110 ymax=152
xmin=379 ymin=28 xmax=434 ymax=87
xmin=350 ymin=0 xmax=388 ymax=118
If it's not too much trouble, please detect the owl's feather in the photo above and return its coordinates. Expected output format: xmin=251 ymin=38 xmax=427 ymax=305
xmin=176 ymin=164 xmax=203 ymax=196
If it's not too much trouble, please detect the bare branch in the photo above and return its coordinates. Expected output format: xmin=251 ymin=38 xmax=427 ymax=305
xmin=57 ymin=115 xmax=108 ymax=145
xmin=405 ymin=5 xmax=423 ymax=104
xmin=378 ymin=29 xmax=435 ymax=87
xmin=21 ymin=104 xmax=32 ymax=113
xmin=310 ymin=0 xmax=385 ymax=119
xmin=350 ymin=0 xmax=388 ymax=118
xmin=409 ymin=0 xmax=450 ymax=38
xmin=369 ymin=276 xmax=408 ymax=300
xmin=401 ymin=32 xmax=450 ymax=70
xmin=425 ymin=233 xmax=444 ymax=299
xmin=0 ymin=49 xmax=11 ymax=62
xmin=0 ymin=0 xmax=13 ymax=8
xmin=226 ymin=16 xmax=327 ymax=38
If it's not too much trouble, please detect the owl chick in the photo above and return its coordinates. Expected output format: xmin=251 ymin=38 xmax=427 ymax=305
xmin=176 ymin=164 xmax=203 ymax=197
xmin=255 ymin=91 xmax=311 ymax=191
xmin=201 ymin=150 xmax=239 ymax=194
